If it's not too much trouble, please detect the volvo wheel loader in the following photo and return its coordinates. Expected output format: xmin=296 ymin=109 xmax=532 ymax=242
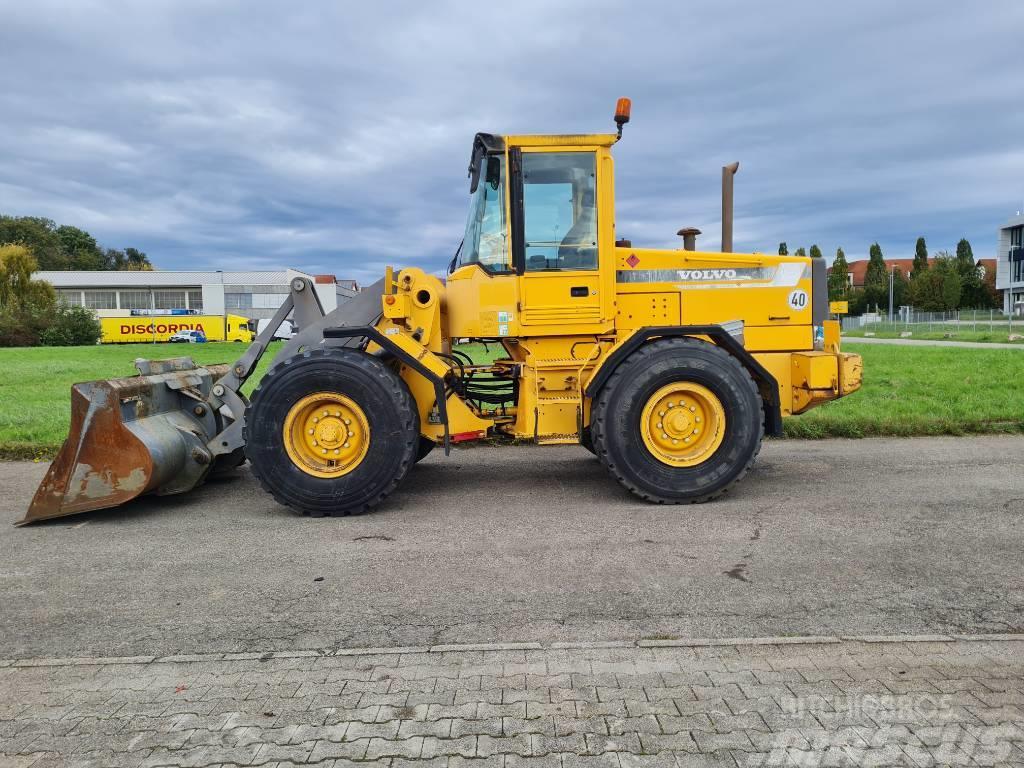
xmin=21 ymin=99 xmax=862 ymax=525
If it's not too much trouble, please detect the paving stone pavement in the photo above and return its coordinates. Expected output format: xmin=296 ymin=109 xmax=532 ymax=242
xmin=1 ymin=637 xmax=1022 ymax=768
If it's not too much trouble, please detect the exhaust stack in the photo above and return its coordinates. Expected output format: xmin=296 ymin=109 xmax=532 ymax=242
xmin=721 ymin=161 xmax=739 ymax=252
xmin=677 ymin=227 xmax=701 ymax=251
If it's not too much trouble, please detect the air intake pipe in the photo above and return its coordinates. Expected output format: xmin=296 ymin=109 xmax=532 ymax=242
xmin=721 ymin=161 xmax=739 ymax=252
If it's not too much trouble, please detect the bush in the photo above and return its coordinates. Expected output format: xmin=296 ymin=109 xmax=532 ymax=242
xmin=39 ymin=305 xmax=102 ymax=346
xmin=0 ymin=305 xmax=53 ymax=346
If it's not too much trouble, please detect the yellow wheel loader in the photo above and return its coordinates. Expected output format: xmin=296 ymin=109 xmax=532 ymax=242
xmin=20 ymin=99 xmax=862 ymax=525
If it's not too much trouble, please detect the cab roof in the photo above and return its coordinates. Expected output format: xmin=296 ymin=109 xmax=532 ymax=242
xmin=473 ymin=132 xmax=618 ymax=152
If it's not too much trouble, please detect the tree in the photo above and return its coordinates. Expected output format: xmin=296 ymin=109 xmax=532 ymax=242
xmin=0 ymin=245 xmax=57 ymax=347
xmin=953 ymin=237 xmax=990 ymax=308
xmin=1 ymin=214 xmax=154 ymax=271
xmin=122 ymin=247 xmax=152 ymax=271
xmin=778 ymin=242 xmax=788 ymax=255
xmin=104 ymin=246 xmax=152 ymax=271
xmin=794 ymin=247 xmax=806 ymax=256
xmin=912 ymin=237 xmax=929 ymax=278
xmin=0 ymin=216 xmax=65 ymax=269
xmin=56 ymin=225 xmax=106 ymax=270
xmin=913 ymin=252 xmax=962 ymax=311
xmin=809 ymin=244 xmax=822 ymax=259
xmin=955 ymin=238 xmax=975 ymax=275
xmin=892 ymin=267 xmax=909 ymax=309
xmin=828 ymin=247 xmax=849 ymax=300
xmin=939 ymin=259 xmax=962 ymax=310
xmin=863 ymin=242 xmax=889 ymax=310
xmin=0 ymin=245 xmax=54 ymax=310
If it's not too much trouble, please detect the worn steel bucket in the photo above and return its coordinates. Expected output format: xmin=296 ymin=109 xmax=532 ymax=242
xmin=19 ymin=358 xmax=233 ymax=525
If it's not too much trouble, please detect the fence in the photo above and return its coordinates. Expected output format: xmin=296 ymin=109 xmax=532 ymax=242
xmin=841 ymin=309 xmax=1018 ymax=337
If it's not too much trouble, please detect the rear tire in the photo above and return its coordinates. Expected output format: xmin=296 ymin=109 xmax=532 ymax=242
xmin=590 ymin=337 xmax=763 ymax=503
xmin=244 ymin=348 xmax=418 ymax=516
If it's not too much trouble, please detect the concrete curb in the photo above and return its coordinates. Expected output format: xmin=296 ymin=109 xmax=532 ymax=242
xmin=3 ymin=633 xmax=1023 ymax=669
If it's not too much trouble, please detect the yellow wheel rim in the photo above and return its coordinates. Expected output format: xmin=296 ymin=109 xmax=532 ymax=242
xmin=640 ymin=382 xmax=726 ymax=467
xmin=282 ymin=392 xmax=370 ymax=478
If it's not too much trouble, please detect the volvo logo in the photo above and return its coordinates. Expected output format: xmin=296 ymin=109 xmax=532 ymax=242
xmin=676 ymin=269 xmax=738 ymax=280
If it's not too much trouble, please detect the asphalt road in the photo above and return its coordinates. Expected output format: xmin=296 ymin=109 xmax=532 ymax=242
xmin=1 ymin=436 xmax=1022 ymax=659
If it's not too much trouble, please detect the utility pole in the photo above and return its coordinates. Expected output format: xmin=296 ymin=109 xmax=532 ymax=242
xmin=888 ymin=268 xmax=895 ymax=320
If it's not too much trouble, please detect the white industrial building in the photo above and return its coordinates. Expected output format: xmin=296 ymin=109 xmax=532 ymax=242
xmin=36 ymin=269 xmax=359 ymax=322
xmin=996 ymin=214 xmax=1024 ymax=315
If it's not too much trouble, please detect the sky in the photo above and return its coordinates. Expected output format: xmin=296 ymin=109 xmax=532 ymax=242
xmin=1 ymin=0 xmax=1022 ymax=285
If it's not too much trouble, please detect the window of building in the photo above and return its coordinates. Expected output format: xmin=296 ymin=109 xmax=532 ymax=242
xmin=225 ymin=293 xmax=252 ymax=310
xmin=83 ymin=290 xmax=117 ymax=310
xmin=153 ymin=290 xmax=187 ymax=310
xmin=186 ymin=290 xmax=203 ymax=312
xmin=1012 ymin=227 xmax=1024 ymax=283
xmin=522 ymin=152 xmax=598 ymax=271
xmin=57 ymin=290 xmax=83 ymax=307
xmin=119 ymin=290 xmax=152 ymax=311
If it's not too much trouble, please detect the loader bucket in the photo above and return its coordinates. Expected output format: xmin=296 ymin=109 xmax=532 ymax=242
xmin=19 ymin=358 xmax=231 ymax=526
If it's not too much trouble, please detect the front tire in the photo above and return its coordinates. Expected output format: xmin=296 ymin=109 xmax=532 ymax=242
xmin=590 ymin=337 xmax=763 ymax=503
xmin=244 ymin=348 xmax=418 ymax=516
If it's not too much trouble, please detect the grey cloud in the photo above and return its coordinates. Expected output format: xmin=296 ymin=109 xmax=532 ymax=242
xmin=1 ymin=0 xmax=1021 ymax=283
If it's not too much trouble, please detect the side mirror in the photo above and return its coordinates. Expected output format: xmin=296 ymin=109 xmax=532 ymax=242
xmin=468 ymin=146 xmax=484 ymax=194
xmin=486 ymin=156 xmax=501 ymax=188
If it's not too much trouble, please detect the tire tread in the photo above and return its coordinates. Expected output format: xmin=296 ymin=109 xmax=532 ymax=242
xmin=590 ymin=337 xmax=764 ymax=504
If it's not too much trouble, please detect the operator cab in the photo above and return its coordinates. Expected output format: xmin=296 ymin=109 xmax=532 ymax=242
xmin=446 ymin=125 xmax=623 ymax=337
xmin=452 ymin=133 xmax=603 ymax=276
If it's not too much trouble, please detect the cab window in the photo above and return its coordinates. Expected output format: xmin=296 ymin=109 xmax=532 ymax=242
xmin=456 ymin=154 xmax=508 ymax=272
xmin=523 ymin=152 xmax=597 ymax=271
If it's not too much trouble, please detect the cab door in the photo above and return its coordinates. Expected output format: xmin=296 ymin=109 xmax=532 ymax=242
xmin=513 ymin=148 xmax=612 ymax=335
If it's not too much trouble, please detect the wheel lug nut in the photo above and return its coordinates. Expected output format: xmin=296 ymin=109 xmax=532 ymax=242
xmin=313 ymin=417 xmax=319 ymax=423
xmin=690 ymin=406 xmax=696 ymax=412
xmin=695 ymin=417 xmax=701 ymax=423
xmin=658 ymin=411 xmax=665 ymax=417
xmin=307 ymin=429 xmax=314 ymax=435
xmin=684 ymin=437 xmax=691 ymax=443
xmin=343 ymin=442 xmax=350 ymax=448
xmin=672 ymin=439 xmax=678 ymax=444
xmin=312 ymin=440 xmax=318 ymax=446
xmin=662 ymin=433 xmax=668 ymax=440
xmin=657 ymin=422 xmax=662 ymax=429
xmin=344 ymin=419 xmax=351 ymax=425
xmin=348 ymin=431 xmax=354 ymax=437
xmin=334 ymin=449 xmax=340 ymax=455
xmin=321 ymin=449 xmax=327 ymax=454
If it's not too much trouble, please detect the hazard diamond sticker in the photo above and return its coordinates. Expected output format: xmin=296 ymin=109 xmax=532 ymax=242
xmin=625 ymin=253 xmax=640 ymax=268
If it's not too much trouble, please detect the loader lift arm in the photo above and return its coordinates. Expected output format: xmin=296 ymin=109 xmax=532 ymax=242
xmin=205 ymin=277 xmax=387 ymax=458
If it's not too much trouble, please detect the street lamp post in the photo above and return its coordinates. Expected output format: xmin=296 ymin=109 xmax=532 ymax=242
xmin=888 ymin=268 xmax=895 ymax=322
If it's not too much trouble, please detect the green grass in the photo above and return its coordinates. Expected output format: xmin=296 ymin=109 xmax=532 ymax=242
xmin=0 ymin=340 xmax=1021 ymax=458
xmin=843 ymin=328 xmax=1024 ymax=344
xmin=784 ymin=341 xmax=1024 ymax=438
xmin=0 ymin=342 xmax=283 ymax=460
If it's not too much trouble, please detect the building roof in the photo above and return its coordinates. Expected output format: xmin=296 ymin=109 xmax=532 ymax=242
xmin=837 ymin=257 xmax=996 ymax=286
xmin=34 ymin=270 xmax=301 ymax=287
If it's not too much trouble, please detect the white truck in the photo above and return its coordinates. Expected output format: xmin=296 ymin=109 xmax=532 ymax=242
xmin=256 ymin=318 xmax=297 ymax=340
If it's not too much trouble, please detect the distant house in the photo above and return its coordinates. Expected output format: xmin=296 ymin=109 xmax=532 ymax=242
xmin=996 ymin=214 xmax=1024 ymax=315
xmin=832 ymin=257 xmax=997 ymax=289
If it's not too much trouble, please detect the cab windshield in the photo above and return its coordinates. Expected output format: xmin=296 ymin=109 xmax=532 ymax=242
xmin=455 ymin=154 xmax=507 ymax=272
